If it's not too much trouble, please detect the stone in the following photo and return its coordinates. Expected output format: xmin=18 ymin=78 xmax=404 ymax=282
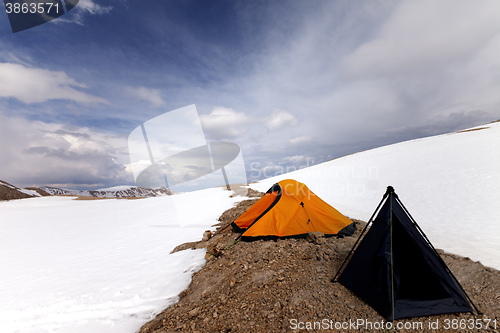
xmin=202 ymin=230 xmax=212 ymax=241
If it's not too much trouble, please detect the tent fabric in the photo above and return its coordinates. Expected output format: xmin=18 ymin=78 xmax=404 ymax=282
xmin=337 ymin=189 xmax=473 ymax=320
xmin=231 ymin=184 xmax=281 ymax=232
xmin=232 ymin=179 xmax=355 ymax=240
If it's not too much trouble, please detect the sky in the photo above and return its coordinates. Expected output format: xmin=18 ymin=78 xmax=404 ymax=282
xmin=1 ymin=0 xmax=500 ymax=190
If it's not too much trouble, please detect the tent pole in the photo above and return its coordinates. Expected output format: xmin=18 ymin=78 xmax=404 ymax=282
xmin=394 ymin=196 xmax=482 ymax=316
xmin=389 ymin=192 xmax=395 ymax=321
xmin=331 ymin=188 xmax=391 ymax=283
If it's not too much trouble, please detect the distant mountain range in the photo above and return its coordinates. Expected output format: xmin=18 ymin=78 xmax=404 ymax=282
xmin=0 ymin=180 xmax=174 ymax=201
xmin=40 ymin=186 xmax=174 ymax=198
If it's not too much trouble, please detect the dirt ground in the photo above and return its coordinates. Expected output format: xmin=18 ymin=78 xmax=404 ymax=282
xmin=139 ymin=193 xmax=500 ymax=333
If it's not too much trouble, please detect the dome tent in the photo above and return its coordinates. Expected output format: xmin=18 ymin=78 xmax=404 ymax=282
xmin=232 ymin=179 xmax=356 ymax=240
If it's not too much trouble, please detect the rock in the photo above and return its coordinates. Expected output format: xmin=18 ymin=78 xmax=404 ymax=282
xmin=306 ymin=231 xmax=316 ymax=243
xmin=202 ymin=230 xmax=212 ymax=241
xmin=170 ymin=241 xmax=199 ymax=254
xmin=312 ymin=231 xmax=325 ymax=238
xmin=207 ymin=243 xmax=223 ymax=257
xmin=298 ymin=314 xmax=309 ymax=323
xmin=252 ymin=270 xmax=275 ymax=284
xmin=291 ymin=290 xmax=312 ymax=307
xmin=316 ymin=237 xmax=326 ymax=245
xmin=306 ymin=231 xmax=325 ymax=244
xmin=188 ymin=307 xmax=200 ymax=318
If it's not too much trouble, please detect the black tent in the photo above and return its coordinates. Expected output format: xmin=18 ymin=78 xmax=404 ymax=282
xmin=333 ymin=186 xmax=479 ymax=320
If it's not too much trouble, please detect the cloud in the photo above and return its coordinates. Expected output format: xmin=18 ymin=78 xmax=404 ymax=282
xmin=374 ymin=110 xmax=494 ymax=145
xmin=341 ymin=0 xmax=500 ymax=78
xmin=126 ymin=86 xmax=166 ymax=108
xmin=200 ymin=107 xmax=253 ymax=139
xmin=283 ymin=155 xmax=306 ymax=164
xmin=0 ymin=63 xmax=108 ymax=104
xmin=3 ymin=53 xmax=33 ymax=67
xmin=235 ymin=0 xmax=500 ymax=162
xmin=289 ymin=136 xmax=312 ymax=145
xmin=77 ymin=0 xmax=113 ymax=15
xmin=265 ymin=110 xmax=299 ymax=130
xmin=199 ymin=107 xmax=300 ymax=141
xmin=0 ymin=113 xmax=132 ymax=189
xmin=55 ymin=0 xmax=113 ymax=25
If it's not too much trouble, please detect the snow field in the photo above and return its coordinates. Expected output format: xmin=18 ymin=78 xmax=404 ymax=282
xmin=0 ymin=188 xmax=245 ymax=333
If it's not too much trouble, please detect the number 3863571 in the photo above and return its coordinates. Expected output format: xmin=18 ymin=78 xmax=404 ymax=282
xmin=5 ymin=2 xmax=60 ymax=14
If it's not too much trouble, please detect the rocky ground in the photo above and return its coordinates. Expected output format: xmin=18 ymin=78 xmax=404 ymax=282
xmin=139 ymin=192 xmax=500 ymax=333
xmin=0 ymin=180 xmax=45 ymax=200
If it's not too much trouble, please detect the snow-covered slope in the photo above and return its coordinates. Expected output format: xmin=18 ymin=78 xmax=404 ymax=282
xmin=40 ymin=186 xmax=174 ymax=198
xmin=249 ymin=121 xmax=500 ymax=270
xmin=0 ymin=188 xmax=244 ymax=333
xmin=0 ymin=180 xmax=41 ymax=200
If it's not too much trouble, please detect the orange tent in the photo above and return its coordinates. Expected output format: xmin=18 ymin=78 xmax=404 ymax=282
xmin=232 ymin=179 xmax=356 ymax=240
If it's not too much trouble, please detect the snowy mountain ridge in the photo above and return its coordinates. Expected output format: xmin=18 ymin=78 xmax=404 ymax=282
xmin=40 ymin=186 xmax=175 ymax=198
